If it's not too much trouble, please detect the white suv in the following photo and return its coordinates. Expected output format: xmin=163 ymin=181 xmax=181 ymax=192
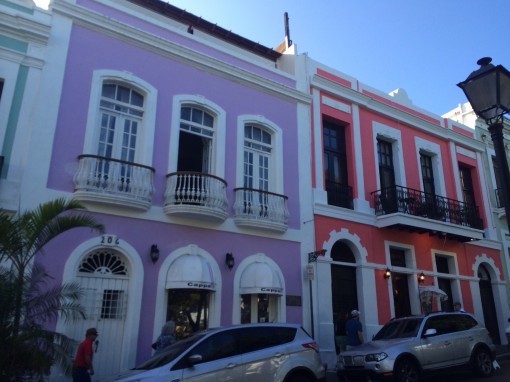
xmin=102 ymin=323 xmax=326 ymax=382
xmin=336 ymin=312 xmax=496 ymax=382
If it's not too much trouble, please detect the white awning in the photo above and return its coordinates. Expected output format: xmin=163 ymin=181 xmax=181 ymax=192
xmin=240 ymin=261 xmax=283 ymax=295
xmin=166 ymin=254 xmax=215 ymax=290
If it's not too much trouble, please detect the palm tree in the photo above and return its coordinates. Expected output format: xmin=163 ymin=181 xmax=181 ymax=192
xmin=0 ymin=198 xmax=105 ymax=381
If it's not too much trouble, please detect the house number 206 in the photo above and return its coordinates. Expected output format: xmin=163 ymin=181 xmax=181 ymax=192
xmin=101 ymin=235 xmax=119 ymax=246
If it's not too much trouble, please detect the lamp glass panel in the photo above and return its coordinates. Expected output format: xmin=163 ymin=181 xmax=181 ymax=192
xmin=499 ymin=71 xmax=510 ymax=112
xmin=462 ymin=71 xmax=498 ymax=119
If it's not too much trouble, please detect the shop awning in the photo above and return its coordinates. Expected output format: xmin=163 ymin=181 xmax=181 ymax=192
xmin=240 ymin=261 xmax=283 ymax=295
xmin=166 ymin=254 xmax=215 ymax=290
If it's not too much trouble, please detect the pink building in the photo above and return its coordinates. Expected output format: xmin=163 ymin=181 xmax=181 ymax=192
xmin=298 ymin=59 xmax=509 ymax=366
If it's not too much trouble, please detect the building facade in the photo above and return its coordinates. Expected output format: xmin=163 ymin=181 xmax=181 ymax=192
xmin=445 ymin=103 xmax=510 ymax=311
xmin=1 ymin=0 xmax=509 ymax=379
xmin=297 ymin=57 xmax=510 ymax=366
xmin=1 ymin=0 xmax=313 ymax=379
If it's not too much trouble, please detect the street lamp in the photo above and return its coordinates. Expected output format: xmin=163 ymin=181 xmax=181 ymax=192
xmin=457 ymin=57 xmax=510 ymax=227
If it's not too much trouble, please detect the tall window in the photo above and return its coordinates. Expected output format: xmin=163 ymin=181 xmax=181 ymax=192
xmin=420 ymin=154 xmax=435 ymax=196
xmin=244 ymin=124 xmax=272 ymax=191
xmin=98 ymin=83 xmax=144 ymax=162
xmin=390 ymin=248 xmax=411 ymax=318
xmin=323 ymin=121 xmax=351 ymax=208
xmin=378 ymin=139 xmax=395 ymax=190
xmin=178 ymin=106 xmax=214 ymax=173
xmin=459 ymin=165 xmax=476 ymax=205
xmin=95 ymin=83 xmax=144 ymax=188
xmin=378 ymin=139 xmax=397 ymax=212
xmin=435 ymin=255 xmax=453 ymax=311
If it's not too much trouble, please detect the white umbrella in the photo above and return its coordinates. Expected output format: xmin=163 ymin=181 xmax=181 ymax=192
xmin=419 ymin=286 xmax=448 ymax=301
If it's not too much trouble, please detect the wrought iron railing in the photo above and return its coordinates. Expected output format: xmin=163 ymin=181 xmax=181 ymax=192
xmin=371 ymin=185 xmax=483 ymax=229
xmin=73 ymin=154 xmax=154 ymax=208
xmin=233 ymin=188 xmax=289 ymax=227
xmin=495 ymin=188 xmax=505 ymax=208
xmin=325 ymin=180 xmax=354 ymax=209
xmin=164 ymin=171 xmax=228 ymax=212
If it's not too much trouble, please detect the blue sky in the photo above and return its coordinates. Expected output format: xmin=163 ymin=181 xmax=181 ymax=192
xmin=167 ymin=0 xmax=510 ymax=117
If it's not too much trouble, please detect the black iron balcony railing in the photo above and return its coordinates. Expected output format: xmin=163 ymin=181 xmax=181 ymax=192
xmin=495 ymin=188 xmax=505 ymax=209
xmin=325 ymin=180 xmax=354 ymax=209
xmin=372 ymin=185 xmax=483 ymax=229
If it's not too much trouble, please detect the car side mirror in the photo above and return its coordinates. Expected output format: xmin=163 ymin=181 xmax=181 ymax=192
xmin=188 ymin=354 xmax=203 ymax=366
xmin=423 ymin=328 xmax=437 ymax=337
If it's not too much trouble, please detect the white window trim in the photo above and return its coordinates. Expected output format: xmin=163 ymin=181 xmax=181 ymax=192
xmin=372 ymin=122 xmax=406 ymax=189
xmin=231 ymin=253 xmax=286 ymax=324
xmin=432 ymin=250 xmax=459 ymax=276
xmin=169 ymin=95 xmax=226 ymax=177
xmin=83 ymin=70 xmax=157 ymax=165
xmin=415 ymin=137 xmax=446 ymax=197
xmin=236 ymin=115 xmax=284 ymax=193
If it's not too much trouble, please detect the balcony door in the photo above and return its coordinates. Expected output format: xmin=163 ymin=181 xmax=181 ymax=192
xmin=96 ymin=83 xmax=144 ymax=188
xmin=178 ymin=106 xmax=213 ymax=174
xmin=323 ymin=121 xmax=350 ymax=208
xmin=459 ymin=165 xmax=476 ymax=205
xmin=377 ymin=139 xmax=397 ymax=212
xmin=242 ymin=125 xmax=272 ymax=215
xmin=421 ymin=154 xmax=442 ymax=218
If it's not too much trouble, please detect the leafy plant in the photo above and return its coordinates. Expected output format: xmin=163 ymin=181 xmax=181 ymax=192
xmin=0 ymin=198 xmax=105 ymax=381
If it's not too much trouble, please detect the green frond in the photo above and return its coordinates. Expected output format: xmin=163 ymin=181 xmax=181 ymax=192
xmin=0 ymin=199 xmax=106 ymax=381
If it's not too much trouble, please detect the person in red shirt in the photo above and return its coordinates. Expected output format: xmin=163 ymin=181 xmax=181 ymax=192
xmin=72 ymin=328 xmax=98 ymax=382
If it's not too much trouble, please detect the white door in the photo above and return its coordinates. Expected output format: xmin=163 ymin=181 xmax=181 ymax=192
xmin=69 ymin=250 xmax=130 ymax=380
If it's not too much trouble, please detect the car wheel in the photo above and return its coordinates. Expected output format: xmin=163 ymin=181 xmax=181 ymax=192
xmin=472 ymin=348 xmax=493 ymax=377
xmin=394 ymin=358 xmax=420 ymax=382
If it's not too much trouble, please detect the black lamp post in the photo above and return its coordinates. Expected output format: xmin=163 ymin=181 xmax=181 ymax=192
xmin=458 ymin=57 xmax=510 ymax=228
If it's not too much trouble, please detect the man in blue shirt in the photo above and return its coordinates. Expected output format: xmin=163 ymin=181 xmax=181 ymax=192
xmin=346 ymin=310 xmax=364 ymax=350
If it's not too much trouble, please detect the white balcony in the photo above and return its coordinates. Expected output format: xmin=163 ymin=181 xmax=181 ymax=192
xmin=73 ymin=155 xmax=154 ymax=210
xmin=164 ymin=172 xmax=228 ymax=222
xmin=233 ymin=188 xmax=289 ymax=233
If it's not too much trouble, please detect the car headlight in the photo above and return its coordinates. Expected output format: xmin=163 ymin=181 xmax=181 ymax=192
xmin=365 ymin=352 xmax=388 ymax=362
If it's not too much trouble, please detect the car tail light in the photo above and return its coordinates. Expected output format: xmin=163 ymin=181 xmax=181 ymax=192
xmin=302 ymin=342 xmax=320 ymax=352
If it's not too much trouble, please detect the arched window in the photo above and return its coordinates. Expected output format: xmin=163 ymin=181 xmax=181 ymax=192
xmin=97 ymin=83 xmax=144 ymax=163
xmin=178 ymin=106 xmax=215 ymax=173
xmin=243 ymin=124 xmax=272 ymax=192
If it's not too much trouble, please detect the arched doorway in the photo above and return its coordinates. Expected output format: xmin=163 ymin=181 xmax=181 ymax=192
xmin=478 ymin=264 xmax=500 ymax=344
xmin=71 ymin=249 xmax=130 ymax=380
xmin=330 ymin=241 xmax=357 ymax=352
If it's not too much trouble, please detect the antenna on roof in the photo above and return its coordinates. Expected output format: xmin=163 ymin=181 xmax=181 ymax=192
xmin=284 ymin=12 xmax=292 ymax=47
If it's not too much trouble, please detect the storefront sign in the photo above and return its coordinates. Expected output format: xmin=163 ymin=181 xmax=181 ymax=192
xmin=187 ymin=282 xmax=213 ymax=289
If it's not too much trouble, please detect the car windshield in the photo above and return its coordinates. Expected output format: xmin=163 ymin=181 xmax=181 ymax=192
xmin=373 ymin=318 xmax=423 ymax=340
xmin=133 ymin=333 xmax=208 ymax=370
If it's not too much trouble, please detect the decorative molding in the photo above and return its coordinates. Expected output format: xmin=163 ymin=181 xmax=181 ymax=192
xmin=52 ymin=0 xmax=311 ymax=105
